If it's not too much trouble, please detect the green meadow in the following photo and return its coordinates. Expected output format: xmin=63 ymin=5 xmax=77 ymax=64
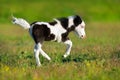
xmin=0 ymin=0 xmax=120 ymax=80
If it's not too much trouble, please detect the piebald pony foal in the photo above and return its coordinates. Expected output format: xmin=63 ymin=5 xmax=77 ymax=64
xmin=12 ymin=15 xmax=86 ymax=66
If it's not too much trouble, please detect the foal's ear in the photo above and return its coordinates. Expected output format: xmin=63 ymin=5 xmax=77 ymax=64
xmin=11 ymin=14 xmax=15 ymax=20
xmin=73 ymin=15 xmax=82 ymax=26
xmin=11 ymin=14 xmax=17 ymax=23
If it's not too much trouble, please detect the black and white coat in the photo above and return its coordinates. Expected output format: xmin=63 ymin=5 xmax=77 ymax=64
xmin=12 ymin=15 xmax=86 ymax=66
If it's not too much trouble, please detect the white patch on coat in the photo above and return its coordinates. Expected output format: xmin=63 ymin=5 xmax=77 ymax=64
xmin=33 ymin=21 xmax=67 ymax=42
xmin=68 ymin=16 xmax=74 ymax=28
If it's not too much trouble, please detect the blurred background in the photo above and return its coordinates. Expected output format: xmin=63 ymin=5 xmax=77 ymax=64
xmin=0 ymin=0 xmax=119 ymax=23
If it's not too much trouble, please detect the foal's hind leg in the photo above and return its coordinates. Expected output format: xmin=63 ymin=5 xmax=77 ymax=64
xmin=34 ymin=44 xmax=41 ymax=66
xmin=34 ymin=43 xmax=51 ymax=66
xmin=37 ymin=43 xmax=51 ymax=61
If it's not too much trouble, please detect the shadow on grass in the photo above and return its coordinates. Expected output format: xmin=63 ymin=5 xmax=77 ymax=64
xmin=62 ymin=54 xmax=97 ymax=63
xmin=62 ymin=48 xmax=120 ymax=63
xmin=0 ymin=52 xmax=98 ymax=67
xmin=111 ymin=49 xmax=120 ymax=59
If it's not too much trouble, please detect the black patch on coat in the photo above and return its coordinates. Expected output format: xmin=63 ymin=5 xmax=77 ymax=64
xmin=58 ymin=17 xmax=68 ymax=29
xmin=45 ymin=33 xmax=55 ymax=41
xmin=73 ymin=15 xmax=82 ymax=26
xmin=32 ymin=24 xmax=55 ymax=43
xmin=49 ymin=21 xmax=57 ymax=26
xmin=61 ymin=32 xmax=69 ymax=42
xmin=68 ymin=25 xmax=75 ymax=32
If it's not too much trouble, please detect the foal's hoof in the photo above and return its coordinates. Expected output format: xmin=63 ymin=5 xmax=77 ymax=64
xmin=36 ymin=64 xmax=42 ymax=67
xmin=62 ymin=55 xmax=71 ymax=62
xmin=63 ymin=54 xmax=69 ymax=58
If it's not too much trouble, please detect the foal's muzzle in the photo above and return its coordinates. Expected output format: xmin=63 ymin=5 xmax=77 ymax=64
xmin=81 ymin=35 xmax=86 ymax=39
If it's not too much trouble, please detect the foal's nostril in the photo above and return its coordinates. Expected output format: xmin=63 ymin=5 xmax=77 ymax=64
xmin=81 ymin=35 xmax=83 ymax=37
xmin=81 ymin=35 xmax=86 ymax=39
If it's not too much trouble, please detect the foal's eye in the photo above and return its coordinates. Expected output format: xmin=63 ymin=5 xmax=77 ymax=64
xmin=81 ymin=26 xmax=84 ymax=28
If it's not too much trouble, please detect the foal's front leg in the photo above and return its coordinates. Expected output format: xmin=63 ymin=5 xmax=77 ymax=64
xmin=63 ymin=39 xmax=72 ymax=58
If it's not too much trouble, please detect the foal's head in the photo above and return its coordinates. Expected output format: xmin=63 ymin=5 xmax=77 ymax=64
xmin=74 ymin=21 xmax=86 ymax=39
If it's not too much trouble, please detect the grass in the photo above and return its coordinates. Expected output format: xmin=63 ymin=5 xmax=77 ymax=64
xmin=0 ymin=22 xmax=120 ymax=80
xmin=0 ymin=0 xmax=120 ymax=80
